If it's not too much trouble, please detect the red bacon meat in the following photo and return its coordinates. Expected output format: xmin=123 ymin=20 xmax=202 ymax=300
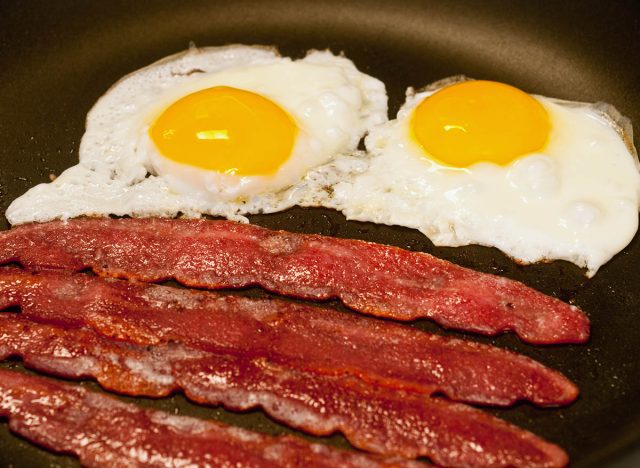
xmin=0 ymin=368 xmax=423 ymax=468
xmin=0 ymin=218 xmax=589 ymax=344
xmin=0 ymin=318 xmax=568 ymax=466
xmin=0 ymin=268 xmax=578 ymax=407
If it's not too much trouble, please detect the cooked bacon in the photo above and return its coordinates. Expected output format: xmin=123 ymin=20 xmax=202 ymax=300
xmin=0 ymin=368 xmax=423 ymax=468
xmin=0 ymin=317 xmax=568 ymax=467
xmin=0 ymin=218 xmax=589 ymax=344
xmin=0 ymin=268 xmax=577 ymax=407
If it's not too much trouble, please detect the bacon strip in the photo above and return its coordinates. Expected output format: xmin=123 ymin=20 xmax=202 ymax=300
xmin=0 ymin=268 xmax=578 ymax=407
xmin=0 ymin=368 xmax=422 ymax=468
xmin=0 ymin=218 xmax=589 ymax=344
xmin=0 ymin=317 xmax=568 ymax=466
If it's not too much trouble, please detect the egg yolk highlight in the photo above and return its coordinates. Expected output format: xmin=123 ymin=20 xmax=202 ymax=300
xmin=411 ymin=80 xmax=550 ymax=167
xmin=150 ymin=86 xmax=297 ymax=175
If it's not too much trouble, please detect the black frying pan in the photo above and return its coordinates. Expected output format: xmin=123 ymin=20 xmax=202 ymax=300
xmin=1 ymin=1 xmax=639 ymax=466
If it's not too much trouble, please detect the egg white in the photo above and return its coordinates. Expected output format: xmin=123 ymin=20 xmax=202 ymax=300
xmin=6 ymin=45 xmax=387 ymax=224
xmin=313 ymin=77 xmax=640 ymax=276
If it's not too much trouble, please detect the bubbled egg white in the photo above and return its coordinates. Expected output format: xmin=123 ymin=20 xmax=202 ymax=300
xmin=317 ymin=77 xmax=640 ymax=276
xmin=6 ymin=45 xmax=387 ymax=224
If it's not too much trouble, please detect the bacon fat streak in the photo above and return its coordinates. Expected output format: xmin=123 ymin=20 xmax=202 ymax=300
xmin=0 ymin=218 xmax=589 ymax=344
xmin=0 ymin=317 xmax=568 ymax=467
xmin=0 ymin=268 xmax=578 ymax=407
xmin=0 ymin=368 xmax=422 ymax=468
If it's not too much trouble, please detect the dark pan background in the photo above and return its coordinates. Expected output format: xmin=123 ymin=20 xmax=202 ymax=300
xmin=1 ymin=1 xmax=639 ymax=466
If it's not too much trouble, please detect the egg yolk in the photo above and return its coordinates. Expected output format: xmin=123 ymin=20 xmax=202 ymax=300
xmin=410 ymin=80 xmax=550 ymax=167
xmin=150 ymin=86 xmax=297 ymax=175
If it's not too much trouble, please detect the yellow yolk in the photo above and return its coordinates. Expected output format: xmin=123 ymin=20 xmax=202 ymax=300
xmin=150 ymin=86 xmax=298 ymax=175
xmin=411 ymin=80 xmax=550 ymax=167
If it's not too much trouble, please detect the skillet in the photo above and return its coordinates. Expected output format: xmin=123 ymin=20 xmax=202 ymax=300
xmin=0 ymin=1 xmax=639 ymax=466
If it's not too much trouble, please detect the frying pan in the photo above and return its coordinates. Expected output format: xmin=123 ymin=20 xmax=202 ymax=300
xmin=1 ymin=1 xmax=639 ymax=466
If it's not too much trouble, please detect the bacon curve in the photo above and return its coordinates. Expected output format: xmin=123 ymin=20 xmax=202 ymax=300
xmin=0 ymin=268 xmax=578 ymax=407
xmin=0 ymin=368 xmax=423 ymax=468
xmin=0 ymin=218 xmax=589 ymax=344
xmin=0 ymin=317 xmax=568 ymax=467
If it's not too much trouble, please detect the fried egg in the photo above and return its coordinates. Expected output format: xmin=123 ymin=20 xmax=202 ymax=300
xmin=6 ymin=45 xmax=387 ymax=223
xmin=316 ymin=77 xmax=640 ymax=276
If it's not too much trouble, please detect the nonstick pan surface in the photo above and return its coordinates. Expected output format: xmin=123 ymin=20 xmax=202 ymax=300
xmin=1 ymin=1 xmax=639 ymax=466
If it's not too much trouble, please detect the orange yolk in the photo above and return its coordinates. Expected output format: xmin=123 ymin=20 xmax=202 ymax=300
xmin=150 ymin=86 xmax=298 ymax=175
xmin=410 ymin=80 xmax=550 ymax=167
